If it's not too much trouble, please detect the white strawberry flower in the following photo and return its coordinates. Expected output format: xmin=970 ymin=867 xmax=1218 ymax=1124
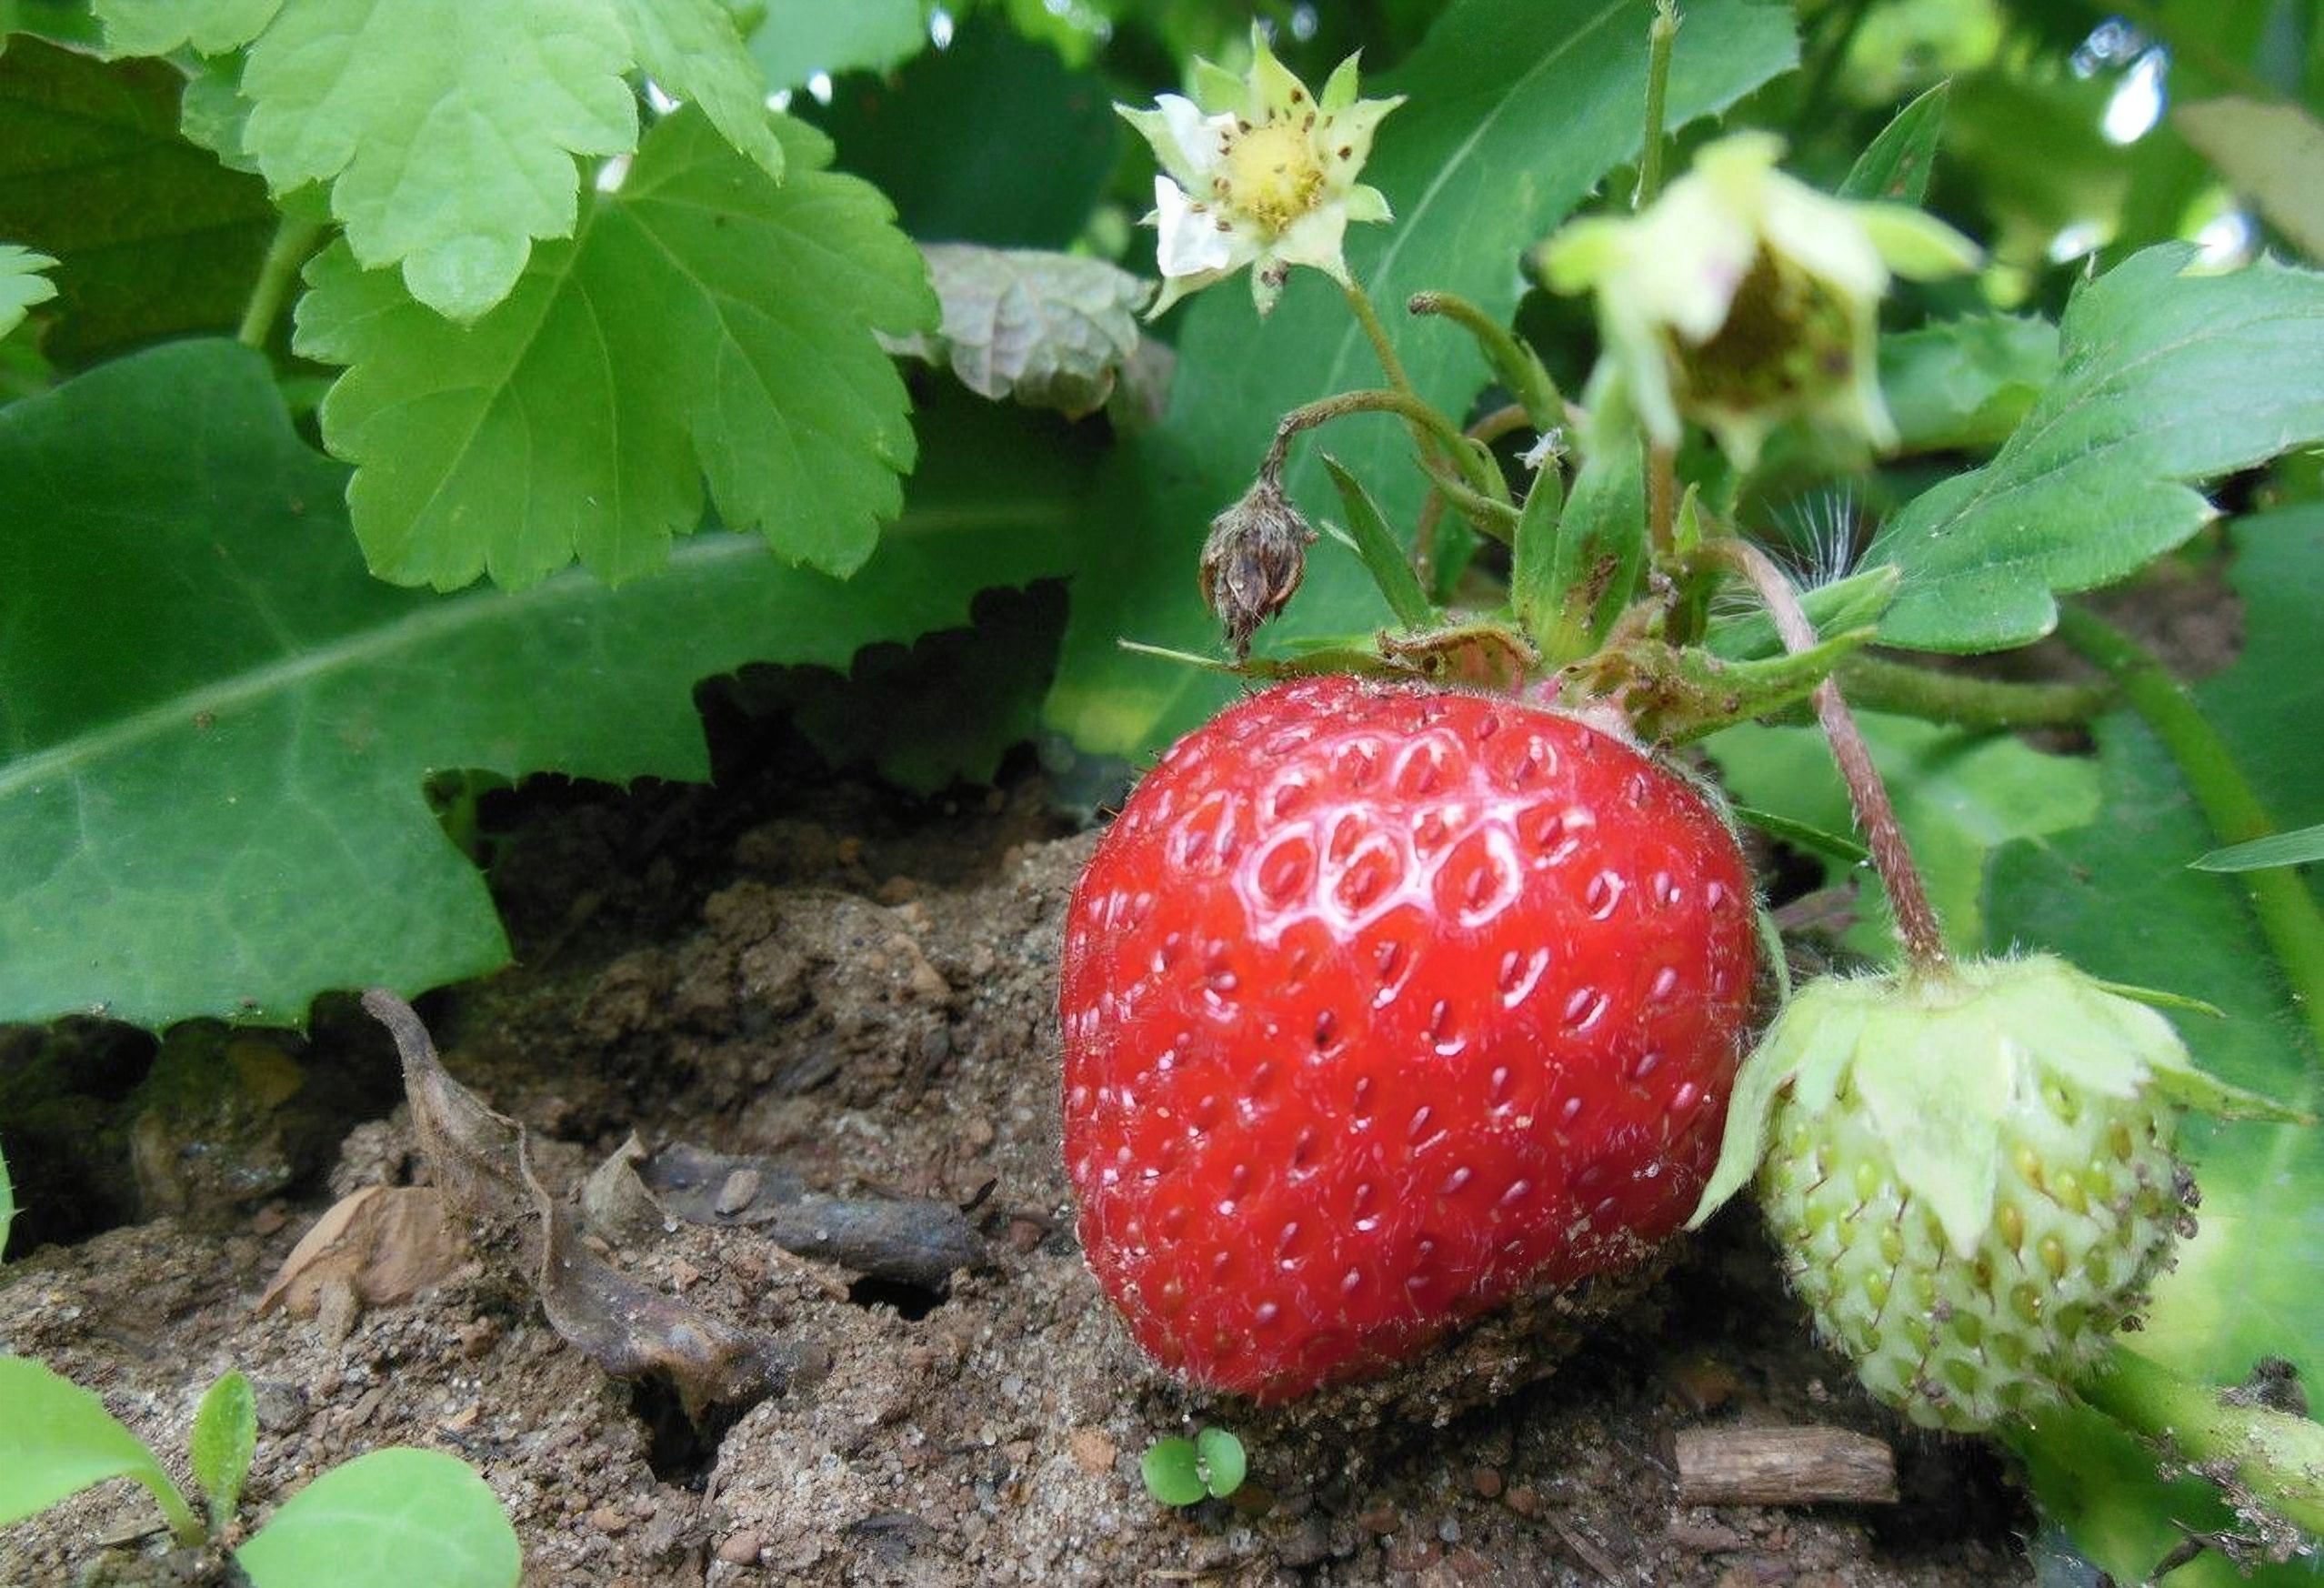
xmin=1542 ymin=131 xmax=1981 ymax=467
xmin=1118 ymin=27 xmax=1403 ymax=318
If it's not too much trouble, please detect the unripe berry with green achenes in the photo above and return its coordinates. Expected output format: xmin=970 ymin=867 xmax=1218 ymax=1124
xmin=1691 ymin=954 xmax=2270 ymax=1432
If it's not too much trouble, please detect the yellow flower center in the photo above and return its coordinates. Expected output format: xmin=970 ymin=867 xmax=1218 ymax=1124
xmin=1224 ymin=119 xmax=1325 ymax=236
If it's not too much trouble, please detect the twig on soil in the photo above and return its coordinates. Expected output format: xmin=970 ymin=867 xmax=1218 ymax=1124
xmin=1675 ymin=1424 xmax=1898 ymax=1506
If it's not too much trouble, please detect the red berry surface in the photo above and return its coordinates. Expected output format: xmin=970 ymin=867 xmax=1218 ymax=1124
xmin=1060 ymin=675 xmax=1758 ymax=1402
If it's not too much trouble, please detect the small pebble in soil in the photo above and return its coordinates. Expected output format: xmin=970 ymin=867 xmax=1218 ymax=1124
xmin=1067 ymin=1428 xmax=1117 ymax=1474
xmin=717 ymin=1530 xmax=764 ymax=1565
xmin=1469 ymin=1465 xmax=1504 ymax=1500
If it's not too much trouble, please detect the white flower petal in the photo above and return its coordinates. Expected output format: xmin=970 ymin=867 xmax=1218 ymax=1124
xmin=1274 ymin=203 xmax=1351 ymax=284
xmin=1152 ymin=176 xmax=1238 ymax=278
xmin=1159 ymin=95 xmax=1230 ymax=180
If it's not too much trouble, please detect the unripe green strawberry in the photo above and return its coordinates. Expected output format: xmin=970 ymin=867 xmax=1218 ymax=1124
xmin=1692 ymin=954 xmax=2267 ymax=1432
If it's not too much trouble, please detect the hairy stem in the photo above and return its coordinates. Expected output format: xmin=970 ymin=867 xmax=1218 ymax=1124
xmin=236 ymin=212 xmax=326 ymax=351
xmin=1415 ymin=405 xmax=1535 ymax=573
xmin=1635 ymin=2 xmax=1682 ymax=207
xmin=1711 ymin=540 xmax=1951 ymax=973
xmin=2076 ymin=1343 xmax=2324 ymax=1539
xmin=2056 ymin=606 xmax=2324 ymax=1050
xmin=1344 ymin=279 xmax=1418 ymax=397
xmin=1267 ymin=388 xmax=1512 ymax=522
xmin=1837 ymin=655 xmax=2117 ymax=731
xmin=1648 ymin=443 xmax=1678 ymax=559
xmin=1407 ymin=291 xmax=1565 ymax=427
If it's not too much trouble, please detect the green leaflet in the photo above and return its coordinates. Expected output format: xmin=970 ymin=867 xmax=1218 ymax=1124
xmin=0 ymin=239 xmax=55 ymax=337
xmin=296 ymin=110 xmax=936 ymax=591
xmin=606 ymin=0 xmax=782 ymax=183
xmin=236 ymin=1449 xmax=518 ymax=1588
xmin=1041 ymin=0 xmax=1799 ymax=759
xmin=0 ymin=339 xmax=1079 ymax=1030
xmin=1869 ymin=246 xmax=2324 ymax=653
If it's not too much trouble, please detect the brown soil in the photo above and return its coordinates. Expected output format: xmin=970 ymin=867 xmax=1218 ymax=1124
xmin=2 ymin=749 xmax=2032 ymax=1587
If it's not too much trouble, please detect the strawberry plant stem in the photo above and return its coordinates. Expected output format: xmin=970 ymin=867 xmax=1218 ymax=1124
xmin=1648 ymin=445 xmax=1678 ymax=558
xmin=2055 ymin=606 xmax=2324 ymax=1050
xmin=1267 ymin=389 xmax=1516 ymax=538
xmin=2075 ymin=1344 xmax=2324 ymax=1537
xmin=1406 ymin=291 xmax=1565 ymax=427
xmin=235 ymin=214 xmax=326 ymax=351
xmin=1712 ymin=539 xmax=1950 ymax=973
xmin=1836 ymin=656 xmax=2115 ymax=731
xmin=1343 ymin=280 xmax=1418 ymax=398
xmin=1635 ymin=2 xmax=1682 ymax=207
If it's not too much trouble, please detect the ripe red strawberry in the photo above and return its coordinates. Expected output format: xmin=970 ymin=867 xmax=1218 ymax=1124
xmin=1060 ymin=674 xmax=1758 ymax=1402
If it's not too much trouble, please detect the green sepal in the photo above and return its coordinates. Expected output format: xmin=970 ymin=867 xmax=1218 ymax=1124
xmin=1321 ymin=455 xmax=1434 ymax=632
xmin=1691 ymin=956 xmax=2266 ymax=1252
xmin=1839 ymin=81 xmax=1950 ymax=205
xmin=1586 ymin=624 xmax=1878 ymax=745
xmin=1526 ymin=409 xmax=1645 ymax=666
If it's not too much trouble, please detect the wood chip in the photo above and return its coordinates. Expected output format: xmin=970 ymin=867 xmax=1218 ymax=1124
xmin=1675 ymin=1425 xmax=1898 ymax=1507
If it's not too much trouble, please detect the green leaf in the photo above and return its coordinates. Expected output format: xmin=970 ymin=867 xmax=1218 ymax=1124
xmin=2192 ymin=822 xmax=2324 ymax=874
xmin=887 ymin=245 xmax=1151 ymax=419
xmin=90 ymin=0 xmax=277 ymax=56
xmin=0 ymin=1355 xmax=200 ymax=1541
xmin=1322 ymin=456 xmax=1433 ymax=632
xmin=0 ymin=338 xmax=1075 ymax=1029
xmin=0 ymin=36 xmax=275 ymax=367
xmin=1195 ymin=1426 xmax=1246 ymax=1499
xmin=1044 ymin=0 xmax=1798 ymax=757
xmin=295 ymin=109 xmax=936 ymax=590
xmin=1877 ymin=314 xmax=2059 ymax=455
xmin=236 ymin=1448 xmax=518 ymax=1588
xmin=2174 ymin=97 xmax=2324 ymax=261
xmin=1838 ymin=80 xmax=1949 ymax=204
xmin=1706 ymin=710 xmax=2099 ymax=960
xmin=1868 ymin=246 xmax=2324 ymax=653
xmin=803 ymin=14 xmax=1117 ymax=251
xmin=0 ymin=240 xmax=55 ymax=337
xmin=607 ymin=0 xmax=782 ymax=182
xmin=1988 ymin=514 xmax=2324 ymax=1587
xmin=749 ymin=0 xmax=928 ymax=90
xmin=1140 ymin=1437 xmax=1207 ymax=1507
xmin=188 ymin=1370 xmax=256 ymax=1533
xmin=162 ymin=0 xmax=646 ymax=321
xmin=0 ymin=1139 xmax=14 ymax=1258
xmin=0 ymin=0 xmax=105 ymax=49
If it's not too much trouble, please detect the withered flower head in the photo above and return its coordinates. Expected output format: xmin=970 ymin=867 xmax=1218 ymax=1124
xmin=1198 ymin=472 xmax=1316 ymax=660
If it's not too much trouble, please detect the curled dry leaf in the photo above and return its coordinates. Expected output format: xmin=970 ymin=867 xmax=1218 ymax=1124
xmin=361 ymin=990 xmax=823 ymax=1422
xmin=885 ymin=244 xmax=1157 ymax=419
xmin=256 ymin=1184 xmax=467 ymax=1316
